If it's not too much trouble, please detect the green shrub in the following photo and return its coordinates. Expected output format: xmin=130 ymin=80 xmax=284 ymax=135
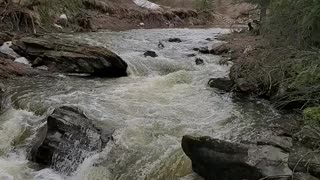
xmin=304 ymin=107 xmax=320 ymax=125
xmin=265 ymin=0 xmax=320 ymax=48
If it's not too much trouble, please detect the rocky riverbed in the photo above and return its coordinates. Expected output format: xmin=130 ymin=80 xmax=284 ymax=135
xmin=0 ymin=28 xmax=317 ymax=180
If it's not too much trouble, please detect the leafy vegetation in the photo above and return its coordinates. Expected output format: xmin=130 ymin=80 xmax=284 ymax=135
xmin=230 ymin=0 xmax=320 ymax=112
xmin=266 ymin=0 xmax=320 ymax=48
xmin=264 ymin=0 xmax=320 ymax=110
xmin=304 ymin=107 xmax=320 ymax=125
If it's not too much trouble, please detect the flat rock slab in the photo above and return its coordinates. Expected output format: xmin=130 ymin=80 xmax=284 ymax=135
xmin=12 ymin=35 xmax=128 ymax=77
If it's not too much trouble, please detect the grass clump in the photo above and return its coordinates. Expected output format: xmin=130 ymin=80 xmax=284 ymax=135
xmin=304 ymin=107 xmax=320 ymax=125
xmin=37 ymin=0 xmax=84 ymax=27
xmin=265 ymin=0 xmax=320 ymax=48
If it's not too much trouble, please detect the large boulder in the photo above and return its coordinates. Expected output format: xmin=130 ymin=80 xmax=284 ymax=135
xmin=12 ymin=35 xmax=128 ymax=77
xmin=31 ymin=106 xmax=113 ymax=174
xmin=182 ymin=135 xmax=263 ymax=180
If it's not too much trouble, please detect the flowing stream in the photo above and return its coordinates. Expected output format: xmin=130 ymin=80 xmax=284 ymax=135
xmin=0 ymin=28 xmax=284 ymax=180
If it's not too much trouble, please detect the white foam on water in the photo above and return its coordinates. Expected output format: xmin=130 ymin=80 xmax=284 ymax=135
xmin=0 ymin=28 xmax=283 ymax=180
xmin=0 ymin=152 xmax=32 ymax=180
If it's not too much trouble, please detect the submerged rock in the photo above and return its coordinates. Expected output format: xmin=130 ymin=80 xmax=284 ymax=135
xmin=197 ymin=47 xmax=211 ymax=54
xmin=186 ymin=53 xmax=196 ymax=57
xmin=208 ymin=78 xmax=234 ymax=92
xmin=195 ymin=58 xmax=204 ymax=65
xmin=12 ymin=35 xmax=128 ymax=77
xmin=144 ymin=50 xmax=158 ymax=57
xmin=158 ymin=41 xmax=165 ymax=49
xmin=193 ymin=44 xmax=230 ymax=55
xmin=32 ymin=106 xmax=113 ymax=174
xmin=168 ymin=38 xmax=182 ymax=43
xmin=181 ymin=135 xmax=263 ymax=180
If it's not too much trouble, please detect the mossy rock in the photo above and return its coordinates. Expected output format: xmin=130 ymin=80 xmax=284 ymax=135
xmin=304 ymin=107 xmax=320 ymax=125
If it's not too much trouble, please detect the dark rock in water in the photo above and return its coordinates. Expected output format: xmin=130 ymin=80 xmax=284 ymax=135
xmin=208 ymin=78 xmax=234 ymax=92
xmin=186 ymin=53 xmax=196 ymax=57
xmin=193 ymin=45 xmax=228 ymax=55
xmin=195 ymin=58 xmax=204 ymax=65
xmin=288 ymin=126 xmax=320 ymax=178
xmin=198 ymin=47 xmax=211 ymax=54
xmin=168 ymin=38 xmax=182 ymax=43
xmin=158 ymin=41 xmax=165 ymax=49
xmin=144 ymin=51 xmax=158 ymax=58
xmin=205 ymin=38 xmax=213 ymax=41
xmin=182 ymin=135 xmax=263 ymax=180
xmin=211 ymin=43 xmax=230 ymax=55
xmin=32 ymin=106 xmax=113 ymax=174
xmin=11 ymin=35 xmax=128 ymax=77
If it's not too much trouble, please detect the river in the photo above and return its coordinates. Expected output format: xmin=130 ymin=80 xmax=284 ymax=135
xmin=0 ymin=28 xmax=282 ymax=180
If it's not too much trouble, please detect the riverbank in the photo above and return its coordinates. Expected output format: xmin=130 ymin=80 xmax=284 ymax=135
xmin=221 ymin=32 xmax=320 ymax=110
xmin=210 ymin=31 xmax=320 ymax=179
xmin=0 ymin=28 xmax=250 ymax=179
xmin=0 ymin=0 xmax=216 ymax=33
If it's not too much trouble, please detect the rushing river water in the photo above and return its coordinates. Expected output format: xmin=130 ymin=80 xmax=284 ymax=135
xmin=0 ymin=28 xmax=283 ymax=180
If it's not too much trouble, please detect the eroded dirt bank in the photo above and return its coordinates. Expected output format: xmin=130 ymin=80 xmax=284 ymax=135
xmin=0 ymin=0 xmax=217 ymax=33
